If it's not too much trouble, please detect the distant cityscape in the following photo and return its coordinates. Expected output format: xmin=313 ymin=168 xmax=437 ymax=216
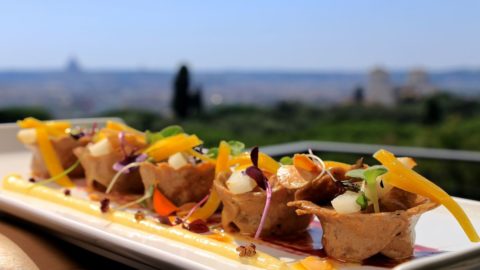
xmin=0 ymin=58 xmax=479 ymax=118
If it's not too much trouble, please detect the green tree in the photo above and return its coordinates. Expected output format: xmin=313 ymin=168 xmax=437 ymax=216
xmin=353 ymin=86 xmax=364 ymax=105
xmin=172 ymin=65 xmax=190 ymax=118
xmin=0 ymin=107 xmax=51 ymax=123
xmin=423 ymin=97 xmax=442 ymax=124
xmin=190 ymin=86 xmax=204 ymax=116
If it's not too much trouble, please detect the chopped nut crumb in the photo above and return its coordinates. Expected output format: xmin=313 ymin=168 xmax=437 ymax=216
xmin=236 ymin=243 xmax=256 ymax=257
xmin=100 ymin=198 xmax=110 ymax=213
xmin=28 ymin=177 xmax=36 ymax=183
xmin=64 ymin=189 xmax=71 ymax=196
xmin=134 ymin=211 xmax=145 ymax=222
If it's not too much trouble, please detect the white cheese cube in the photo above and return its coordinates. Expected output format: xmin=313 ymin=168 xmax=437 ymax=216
xmin=168 ymin=152 xmax=189 ymax=169
xmin=17 ymin=128 xmax=37 ymax=144
xmin=331 ymin=191 xmax=362 ymax=214
xmin=226 ymin=171 xmax=258 ymax=195
xmin=88 ymin=139 xmax=112 ymax=157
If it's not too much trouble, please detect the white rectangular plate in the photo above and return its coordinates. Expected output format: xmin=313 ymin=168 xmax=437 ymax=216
xmin=0 ymin=151 xmax=479 ymax=270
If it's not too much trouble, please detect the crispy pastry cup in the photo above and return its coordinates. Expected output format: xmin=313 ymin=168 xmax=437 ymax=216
xmin=139 ymin=162 xmax=215 ymax=206
xmin=73 ymin=146 xmax=144 ymax=194
xmin=289 ymin=198 xmax=439 ymax=262
xmin=214 ymin=171 xmax=312 ymax=237
xmin=29 ymin=135 xmax=90 ymax=178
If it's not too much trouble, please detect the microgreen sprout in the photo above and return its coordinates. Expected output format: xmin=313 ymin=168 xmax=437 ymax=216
xmin=346 ymin=165 xmax=388 ymax=213
xmin=29 ymin=160 xmax=80 ymax=188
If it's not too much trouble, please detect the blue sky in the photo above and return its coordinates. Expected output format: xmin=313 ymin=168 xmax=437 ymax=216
xmin=1 ymin=1 xmax=479 ymax=71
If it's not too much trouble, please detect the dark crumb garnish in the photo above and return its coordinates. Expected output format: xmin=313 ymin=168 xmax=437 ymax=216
xmin=69 ymin=132 xmax=85 ymax=140
xmin=380 ymin=180 xmax=385 ymax=188
xmin=134 ymin=211 xmax=145 ymax=222
xmin=182 ymin=219 xmax=210 ymax=233
xmin=64 ymin=189 xmax=71 ymax=196
xmin=69 ymin=127 xmax=85 ymax=140
xmin=100 ymin=198 xmax=110 ymax=213
xmin=174 ymin=217 xmax=183 ymax=225
xmin=28 ymin=177 xmax=36 ymax=183
xmin=236 ymin=243 xmax=256 ymax=257
xmin=157 ymin=216 xmax=173 ymax=226
xmin=191 ymin=146 xmax=205 ymax=164
xmin=339 ymin=180 xmax=360 ymax=192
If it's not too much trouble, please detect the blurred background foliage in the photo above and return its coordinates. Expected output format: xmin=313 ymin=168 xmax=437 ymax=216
xmin=1 ymin=69 xmax=479 ymax=200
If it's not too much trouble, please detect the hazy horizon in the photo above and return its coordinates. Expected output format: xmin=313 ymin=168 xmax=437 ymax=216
xmin=1 ymin=58 xmax=479 ymax=74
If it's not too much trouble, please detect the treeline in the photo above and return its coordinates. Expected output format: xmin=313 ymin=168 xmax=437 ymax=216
xmin=2 ymin=92 xmax=480 ymax=199
xmin=97 ymin=92 xmax=480 ymax=150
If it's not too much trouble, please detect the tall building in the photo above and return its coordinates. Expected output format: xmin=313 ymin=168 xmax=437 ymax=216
xmin=406 ymin=69 xmax=435 ymax=96
xmin=365 ymin=67 xmax=395 ymax=106
xmin=65 ymin=57 xmax=82 ymax=73
xmin=397 ymin=69 xmax=436 ymax=101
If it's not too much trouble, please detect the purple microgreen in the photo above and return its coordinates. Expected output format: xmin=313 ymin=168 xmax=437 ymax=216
xmin=250 ymin=146 xmax=259 ymax=167
xmin=107 ymin=161 xmax=143 ymax=194
xmin=246 ymin=166 xmax=266 ymax=190
xmin=182 ymin=194 xmax=210 ymax=222
xmin=113 ymin=131 xmax=145 ymax=173
xmin=247 ymin=145 xmax=272 ymax=238
xmin=112 ymin=155 xmax=138 ymax=173
xmin=118 ymin=131 xmax=127 ymax=157
xmin=254 ymin=179 xmax=272 ymax=239
xmin=135 ymin=153 xmax=148 ymax=162
xmin=89 ymin=122 xmax=97 ymax=136
xmin=113 ymin=153 xmax=147 ymax=174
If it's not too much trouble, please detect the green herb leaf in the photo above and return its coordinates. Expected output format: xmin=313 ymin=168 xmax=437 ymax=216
xmin=146 ymin=125 xmax=184 ymax=145
xmin=206 ymin=147 xmax=219 ymax=158
xmin=345 ymin=169 xmax=365 ymax=179
xmin=160 ymin=125 xmax=184 ymax=138
xmin=228 ymin=140 xmax=245 ymax=156
xmin=345 ymin=165 xmax=387 ymax=182
xmin=279 ymin=156 xmax=293 ymax=165
xmin=116 ymin=185 xmax=154 ymax=211
xmin=207 ymin=140 xmax=245 ymax=158
xmin=363 ymin=165 xmax=387 ymax=213
xmin=356 ymin=192 xmax=368 ymax=210
xmin=31 ymin=160 xmax=80 ymax=188
xmin=363 ymin=165 xmax=388 ymax=185
xmin=145 ymin=130 xmax=162 ymax=145
xmin=345 ymin=165 xmax=387 ymax=213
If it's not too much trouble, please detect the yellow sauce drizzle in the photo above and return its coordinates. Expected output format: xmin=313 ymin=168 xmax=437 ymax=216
xmin=1 ymin=174 xmax=289 ymax=270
